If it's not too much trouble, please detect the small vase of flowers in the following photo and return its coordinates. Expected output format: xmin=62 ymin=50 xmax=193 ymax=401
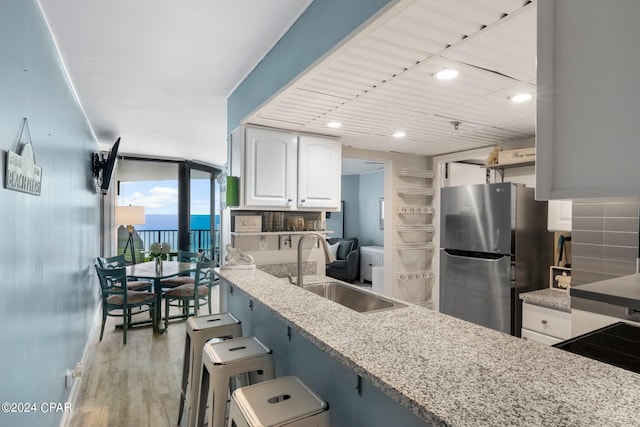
xmin=150 ymin=242 xmax=171 ymax=272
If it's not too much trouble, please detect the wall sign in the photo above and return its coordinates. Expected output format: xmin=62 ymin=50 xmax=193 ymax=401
xmin=4 ymin=118 xmax=42 ymax=196
xmin=234 ymin=215 xmax=261 ymax=233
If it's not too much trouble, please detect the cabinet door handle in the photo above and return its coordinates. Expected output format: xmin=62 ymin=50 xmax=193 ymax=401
xmin=541 ymin=319 xmax=548 ymax=325
xmin=287 ymin=199 xmax=292 ymax=204
xmin=301 ymin=199 xmax=306 ymax=203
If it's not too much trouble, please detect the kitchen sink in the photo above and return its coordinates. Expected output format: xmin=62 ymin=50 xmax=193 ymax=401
xmin=302 ymin=281 xmax=406 ymax=313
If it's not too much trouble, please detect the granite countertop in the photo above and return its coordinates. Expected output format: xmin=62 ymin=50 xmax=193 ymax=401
xmin=570 ymin=274 xmax=640 ymax=309
xmin=520 ymin=288 xmax=571 ymax=312
xmin=216 ymin=268 xmax=640 ymax=426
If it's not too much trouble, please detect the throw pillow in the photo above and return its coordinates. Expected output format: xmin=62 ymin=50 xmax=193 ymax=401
xmin=328 ymin=242 xmax=339 ymax=260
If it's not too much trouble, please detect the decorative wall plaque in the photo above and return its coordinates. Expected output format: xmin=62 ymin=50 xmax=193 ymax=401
xmin=234 ymin=215 xmax=262 ymax=233
xmin=5 ymin=118 xmax=42 ymax=196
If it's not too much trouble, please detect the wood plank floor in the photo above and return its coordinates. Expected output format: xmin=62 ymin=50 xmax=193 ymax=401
xmin=67 ymin=295 xmax=220 ymax=427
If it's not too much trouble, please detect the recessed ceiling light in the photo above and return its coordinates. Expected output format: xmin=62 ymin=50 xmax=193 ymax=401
xmin=393 ymin=131 xmax=406 ymax=138
xmin=510 ymin=93 xmax=533 ymax=103
xmin=435 ymin=68 xmax=459 ymax=80
xmin=327 ymin=121 xmax=342 ymax=128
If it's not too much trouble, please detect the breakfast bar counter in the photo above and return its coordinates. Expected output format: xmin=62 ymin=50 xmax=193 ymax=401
xmin=216 ymin=268 xmax=640 ymax=426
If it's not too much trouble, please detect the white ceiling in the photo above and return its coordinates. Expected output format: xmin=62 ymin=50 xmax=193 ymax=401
xmin=342 ymin=158 xmax=384 ymax=175
xmin=249 ymin=0 xmax=537 ymax=157
xmin=37 ymin=0 xmax=312 ymax=167
xmin=38 ymin=0 xmax=537 ymax=167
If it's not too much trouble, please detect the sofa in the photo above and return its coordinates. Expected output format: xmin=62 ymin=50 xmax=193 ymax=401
xmin=325 ymin=237 xmax=359 ymax=283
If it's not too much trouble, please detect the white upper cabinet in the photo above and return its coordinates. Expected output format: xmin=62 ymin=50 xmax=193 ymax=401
xmin=233 ymin=126 xmax=342 ymax=210
xmin=245 ymin=127 xmax=297 ymax=208
xmin=547 ymin=200 xmax=572 ymax=232
xmin=536 ymin=0 xmax=640 ymax=200
xmin=298 ymin=135 xmax=341 ymax=209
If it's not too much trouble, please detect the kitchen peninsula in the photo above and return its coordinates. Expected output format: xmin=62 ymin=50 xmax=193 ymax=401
xmin=216 ymin=268 xmax=640 ymax=426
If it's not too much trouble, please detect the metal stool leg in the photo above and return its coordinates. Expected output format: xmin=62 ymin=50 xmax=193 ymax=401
xmin=177 ymin=333 xmax=191 ymax=425
xmin=176 ymin=313 xmax=241 ymax=427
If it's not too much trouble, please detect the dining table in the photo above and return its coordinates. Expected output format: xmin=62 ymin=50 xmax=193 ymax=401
xmin=126 ymin=260 xmax=197 ymax=333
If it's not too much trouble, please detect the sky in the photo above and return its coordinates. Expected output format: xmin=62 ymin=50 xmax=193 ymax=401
xmin=119 ymin=179 xmax=219 ymax=215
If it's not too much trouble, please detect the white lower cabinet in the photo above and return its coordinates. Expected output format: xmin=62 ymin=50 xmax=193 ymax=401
xmin=521 ymin=329 xmax=563 ymax=346
xmin=571 ymin=308 xmax=640 ymax=337
xmin=521 ymin=302 xmax=571 ymax=345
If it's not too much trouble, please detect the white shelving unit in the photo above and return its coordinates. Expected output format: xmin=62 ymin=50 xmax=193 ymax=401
xmin=396 ymin=243 xmax=434 ymax=251
xmin=394 ymin=169 xmax=435 ymax=305
xmin=397 ymin=188 xmax=435 ymax=197
xmin=227 ymin=209 xmax=332 ymax=252
xmin=396 ymin=225 xmax=435 ymax=233
xmin=396 ymin=206 xmax=434 ymax=214
xmin=230 ymin=230 xmax=333 ymax=250
xmin=230 ymin=231 xmax=332 ymax=237
xmin=397 ymin=271 xmax=433 ymax=281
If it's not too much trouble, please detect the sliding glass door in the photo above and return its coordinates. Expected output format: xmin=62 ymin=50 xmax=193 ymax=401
xmin=115 ymin=158 xmax=221 ymax=264
xmin=184 ymin=163 xmax=221 ymax=262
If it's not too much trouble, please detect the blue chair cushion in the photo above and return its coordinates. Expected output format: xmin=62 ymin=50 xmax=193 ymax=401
xmin=106 ymin=291 xmax=155 ymax=306
xmin=164 ymin=284 xmax=209 ymax=297
xmin=161 ymin=276 xmax=195 ymax=286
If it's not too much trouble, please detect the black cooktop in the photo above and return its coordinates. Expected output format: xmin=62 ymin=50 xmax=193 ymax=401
xmin=553 ymin=321 xmax=640 ymax=374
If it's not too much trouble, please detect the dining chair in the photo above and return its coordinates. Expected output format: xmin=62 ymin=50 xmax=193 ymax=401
xmin=160 ymin=250 xmax=205 ymax=289
xmin=163 ymin=260 xmax=216 ymax=329
xmin=94 ymin=264 xmax=157 ymax=344
xmin=96 ymin=255 xmax=152 ymax=291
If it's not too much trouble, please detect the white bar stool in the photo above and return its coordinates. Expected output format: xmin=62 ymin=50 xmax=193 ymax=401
xmin=196 ymin=336 xmax=276 ymax=427
xmin=178 ymin=313 xmax=243 ymax=427
xmin=227 ymin=376 xmax=330 ymax=427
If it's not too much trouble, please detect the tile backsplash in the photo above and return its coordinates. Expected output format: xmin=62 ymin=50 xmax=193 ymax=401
xmin=571 ymin=199 xmax=639 ymax=286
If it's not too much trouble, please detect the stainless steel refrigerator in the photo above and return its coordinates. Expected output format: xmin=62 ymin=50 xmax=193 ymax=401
xmin=439 ymin=182 xmax=553 ymax=336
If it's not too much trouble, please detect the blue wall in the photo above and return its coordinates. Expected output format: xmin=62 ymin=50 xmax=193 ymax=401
xmin=339 ymin=172 xmax=383 ymax=245
xmin=341 ymin=175 xmax=360 ymax=238
xmin=359 ymin=171 xmax=384 ymax=246
xmin=0 ymin=1 xmax=99 ymax=426
xmin=227 ymin=0 xmax=393 ymax=132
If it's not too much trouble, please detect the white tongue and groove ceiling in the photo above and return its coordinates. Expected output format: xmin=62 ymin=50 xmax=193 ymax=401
xmin=249 ymin=0 xmax=537 ymax=157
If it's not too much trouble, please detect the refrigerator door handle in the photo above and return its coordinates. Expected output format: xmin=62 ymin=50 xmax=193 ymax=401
xmin=494 ymin=228 xmax=501 ymax=252
xmin=443 ymin=249 xmax=505 ymax=261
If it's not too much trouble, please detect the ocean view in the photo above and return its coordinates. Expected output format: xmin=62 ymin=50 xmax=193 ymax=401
xmin=137 ymin=214 xmax=219 ymax=230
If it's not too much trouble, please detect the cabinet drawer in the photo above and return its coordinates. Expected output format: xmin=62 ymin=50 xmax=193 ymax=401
xmin=521 ymin=328 xmax=564 ymax=346
xmin=522 ymin=303 xmax=571 ymax=339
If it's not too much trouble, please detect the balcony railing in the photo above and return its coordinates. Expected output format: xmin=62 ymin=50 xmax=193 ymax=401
xmin=133 ymin=229 xmax=220 ymax=262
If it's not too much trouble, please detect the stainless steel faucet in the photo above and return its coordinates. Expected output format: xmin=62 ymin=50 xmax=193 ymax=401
xmin=288 ymin=232 xmax=335 ymax=287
